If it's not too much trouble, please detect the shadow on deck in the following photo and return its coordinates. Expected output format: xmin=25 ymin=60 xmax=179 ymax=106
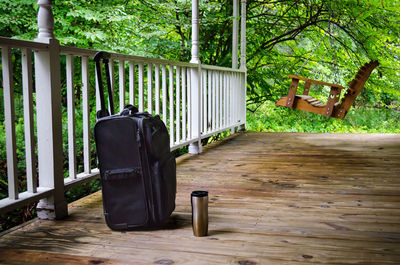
xmin=1 ymin=132 xmax=400 ymax=264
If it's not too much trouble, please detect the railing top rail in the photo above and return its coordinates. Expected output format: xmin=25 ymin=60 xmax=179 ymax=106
xmin=60 ymin=45 xmax=197 ymax=68
xmin=60 ymin=45 xmax=97 ymax=57
xmin=201 ymin=64 xmax=246 ymax=73
xmin=0 ymin=36 xmax=247 ymax=74
xmin=0 ymin=36 xmax=49 ymax=50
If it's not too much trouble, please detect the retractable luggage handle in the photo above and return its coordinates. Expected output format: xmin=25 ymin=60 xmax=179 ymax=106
xmin=94 ymin=51 xmax=114 ymax=118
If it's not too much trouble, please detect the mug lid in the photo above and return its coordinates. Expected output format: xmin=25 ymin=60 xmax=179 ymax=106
xmin=191 ymin=190 xmax=208 ymax=197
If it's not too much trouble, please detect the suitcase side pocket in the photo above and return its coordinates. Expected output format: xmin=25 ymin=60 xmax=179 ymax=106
xmin=102 ymin=167 xmax=149 ymax=229
xmin=145 ymin=118 xmax=170 ymax=160
xmin=152 ymin=155 xmax=176 ymax=223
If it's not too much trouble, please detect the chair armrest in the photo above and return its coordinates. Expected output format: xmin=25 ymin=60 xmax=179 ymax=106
xmin=288 ymin=75 xmax=345 ymax=90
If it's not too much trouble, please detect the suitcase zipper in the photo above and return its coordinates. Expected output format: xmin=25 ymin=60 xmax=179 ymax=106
xmin=136 ymin=120 xmax=156 ymax=224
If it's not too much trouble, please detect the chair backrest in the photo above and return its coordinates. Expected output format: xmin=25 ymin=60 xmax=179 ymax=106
xmin=335 ymin=60 xmax=379 ymax=118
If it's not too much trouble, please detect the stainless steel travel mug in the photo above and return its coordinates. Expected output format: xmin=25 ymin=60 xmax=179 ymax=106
xmin=191 ymin=190 xmax=208 ymax=237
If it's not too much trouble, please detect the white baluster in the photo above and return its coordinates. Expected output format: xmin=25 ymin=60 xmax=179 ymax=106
xmin=2 ymin=46 xmax=18 ymax=199
xmin=182 ymin=67 xmax=186 ymax=140
xmin=161 ymin=65 xmax=167 ymax=124
xmin=212 ymin=71 xmax=216 ymax=131
xmin=216 ymin=71 xmax=220 ymax=130
xmin=219 ymin=72 xmax=223 ymax=128
xmin=207 ymin=70 xmax=212 ymax=132
xmin=82 ymin=56 xmax=91 ymax=174
xmin=108 ymin=59 xmax=115 ymax=113
xmin=169 ymin=66 xmax=174 ymax=146
xmin=235 ymin=73 xmax=238 ymax=125
xmin=227 ymin=73 xmax=231 ymax=127
xmin=230 ymin=73 xmax=234 ymax=131
xmin=241 ymin=72 xmax=246 ymax=126
xmin=66 ymin=55 xmax=76 ymax=179
xmin=138 ymin=62 xmax=144 ymax=112
xmin=202 ymin=70 xmax=207 ymax=133
xmin=95 ymin=64 xmax=101 ymax=112
xmin=22 ymin=48 xmax=37 ymax=193
xmin=224 ymin=72 xmax=228 ymax=127
xmin=147 ymin=63 xmax=153 ymax=114
xmin=187 ymin=68 xmax=192 ymax=139
xmin=176 ymin=66 xmax=181 ymax=143
xmin=129 ymin=61 xmax=135 ymax=106
xmin=155 ymin=64 xmax=160 ymax=115
xmin=119 ymin=60 xmax=125 ymax=112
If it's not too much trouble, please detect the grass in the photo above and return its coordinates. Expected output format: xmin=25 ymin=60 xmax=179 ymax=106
xmin=247 ymin=100 xmax=400 ymax=133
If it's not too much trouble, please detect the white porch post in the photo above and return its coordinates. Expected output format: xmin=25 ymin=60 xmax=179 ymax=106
xmin=240 ymin=0 xmax=247 ymax=71
xmin=239 ymin=0 xmax=247 ymax=131
xmin=35 ymin=0 xmax=68 ymax=219
xmin=189 ymin=0 xmax=202 ymax=154
xmin=232 ymin=0 xmax=239 ymax=69
xmin=231 ymin=0 xmax=240 ymax=134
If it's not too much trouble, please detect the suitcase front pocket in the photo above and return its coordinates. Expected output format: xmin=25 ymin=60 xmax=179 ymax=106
xmin=102 ymin=167 xmax=149 ymax=229
xmin=104 ymin=168 xmax=141 ymax=181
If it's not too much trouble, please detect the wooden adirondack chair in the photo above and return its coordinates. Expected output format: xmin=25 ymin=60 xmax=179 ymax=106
xmin=276 ymin=60 xmax=379 ymax=119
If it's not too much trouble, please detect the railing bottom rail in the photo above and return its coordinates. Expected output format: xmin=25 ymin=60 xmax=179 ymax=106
xmin=0 ymin=188 xmax=53 ymax=214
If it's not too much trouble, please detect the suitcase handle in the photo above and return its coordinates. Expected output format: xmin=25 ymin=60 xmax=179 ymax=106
xmin=94 ymin=51 xmax=114 ymax=118
xmin=120 ymin=105 xmax=153 ymax=118
xmin=121 ymin=104 xmax=139 ymax=116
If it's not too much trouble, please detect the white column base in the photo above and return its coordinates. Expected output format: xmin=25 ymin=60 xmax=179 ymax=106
xmin=36 ymin=196 xmax=68 ymax=220
xmin=189 ymin=142 xmax=202 ymax=154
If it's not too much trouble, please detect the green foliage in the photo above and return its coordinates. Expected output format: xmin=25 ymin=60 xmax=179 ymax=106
xmin=1 ymin=0 xmax=400 ymax=233
xmin=245 ymin=0 xmax=400 ymax=107
xmin=0 ymin=0 xmax=37 ymax=39
xmin=0 ymin=204 xmax=36 ymax=232
xmin=65 ymin=179 xmax=101 ymax=203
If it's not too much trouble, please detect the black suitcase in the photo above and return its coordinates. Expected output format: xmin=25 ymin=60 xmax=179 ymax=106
xmin=93 ymin=51 xmax=176 ymax=230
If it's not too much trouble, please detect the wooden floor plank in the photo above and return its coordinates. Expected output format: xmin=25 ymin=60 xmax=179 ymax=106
xmin=1 ymin=132 xmax=400 ymax=264
xmin=0 ymin=249 xmax=148 ymax=265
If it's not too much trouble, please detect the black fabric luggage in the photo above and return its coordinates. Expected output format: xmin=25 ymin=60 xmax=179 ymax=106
xmin=93 ymin=51 xmax=176 ymax=230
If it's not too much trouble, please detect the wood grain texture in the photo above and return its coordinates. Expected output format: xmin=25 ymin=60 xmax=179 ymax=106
xmin=279 ymin=62 xmax=379 ymax=119
xmin=276 ymin=96 xmax=329 ymax=115
xmin=335 ymin=60 xmax=379 ymax=119
xmin=287 ymin=75 xmax=345 ymax=90
xmin=0 ymin=249 xmax=149 ymax=265
xmin=1 ymin=132 xmax=400 ymax=264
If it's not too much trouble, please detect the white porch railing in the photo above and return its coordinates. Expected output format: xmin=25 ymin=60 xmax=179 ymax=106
xmin=0 ymin=36 xmax=246 ymax=216
xmin=0 ymin=0 xmax=247 ymax=219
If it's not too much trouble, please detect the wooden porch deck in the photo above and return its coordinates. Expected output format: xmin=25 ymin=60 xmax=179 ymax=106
xmin=1 ymin=132 xmax=400 ymax=264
